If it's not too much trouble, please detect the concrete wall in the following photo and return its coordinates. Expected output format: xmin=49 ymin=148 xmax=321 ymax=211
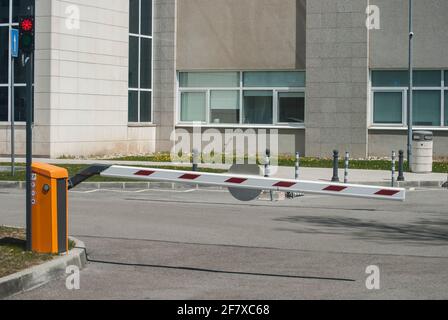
xmin=0 ymin=0 xmax=51 ymax=157
xmin=305 ymin=0 xmax=369 ymax=158
xmin=153 ymin=0 xmax=176 ymax=153
xmin=44 ymin=0 xmax=156 ymax=158
xmin=2 ymin=0 xmax=158 ymax=158
xmin=176 ymin=0 xmax=306 ymax=70
xmin=370 ymin=0 xmax=448 ymax=69
xmin=369 ymin=130 xmax=448 ymax=159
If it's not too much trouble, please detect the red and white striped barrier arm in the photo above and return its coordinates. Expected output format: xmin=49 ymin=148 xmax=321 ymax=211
xmin=100 ymin=165 xmax=406 ymax=201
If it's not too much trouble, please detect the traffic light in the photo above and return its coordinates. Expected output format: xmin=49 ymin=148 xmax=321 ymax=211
xmin=19 ymin=16 xmax=34 ymax=54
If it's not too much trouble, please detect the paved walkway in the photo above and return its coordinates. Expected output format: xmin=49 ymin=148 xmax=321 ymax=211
xmin=1 ymin=157 xmax=446 ymax=185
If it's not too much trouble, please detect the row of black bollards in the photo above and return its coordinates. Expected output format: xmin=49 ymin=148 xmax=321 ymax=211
xmin=331 ymin=149 xmax=406 ymax=186
xmin=192 ymin=148 xmax=407 ymax=188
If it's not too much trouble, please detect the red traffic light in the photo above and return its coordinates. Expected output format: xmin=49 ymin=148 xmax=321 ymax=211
xmin=19 ymin=17 xmax=35 ymax=54
xmin=20 ymin=18 xmax=34 ymax=32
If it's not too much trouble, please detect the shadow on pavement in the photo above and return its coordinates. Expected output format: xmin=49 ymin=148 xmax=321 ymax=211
xmin=274 ymin=216 xmax=448 ymax=245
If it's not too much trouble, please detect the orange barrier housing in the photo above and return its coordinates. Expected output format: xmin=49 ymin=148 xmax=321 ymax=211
xmin=31 ymin=163 xmax=68 ymax=254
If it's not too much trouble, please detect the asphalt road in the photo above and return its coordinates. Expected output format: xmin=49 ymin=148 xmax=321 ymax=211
xmin=1 ymin=186 xmax=448 ymax=300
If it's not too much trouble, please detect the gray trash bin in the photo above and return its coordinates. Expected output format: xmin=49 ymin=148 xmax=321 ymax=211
xmin=411 ymin=131 xmax=433 ymax=173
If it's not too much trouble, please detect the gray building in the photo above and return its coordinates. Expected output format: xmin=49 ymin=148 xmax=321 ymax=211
xmin=1 ymin=0 xmax=447 ymax=158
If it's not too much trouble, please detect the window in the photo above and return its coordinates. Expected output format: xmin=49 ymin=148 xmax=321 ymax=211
xmin=372 ymin=71 xmax=408 ymax=87
xmin=445 ymin=91 xmax=448 ymax=126
xmin=0 ymin=87 xmax=7 ymax=121
xmin=371 ymin=70 xmax=447 ymax=128
xmin=210 ymin=90 xmax=239 ymax=124
xmin=278 ymin=92 xmax=305 ymax=123
xmin=0 ymin=26 xmax=8 ymax=85
xmin=244 ymin=71 xmax=305 ymax=88
xmin=0 ymin=0 xmax=34 ymax=123
xmin=372 ymin=92 xmax=403 ymax=124
xmin=0 ymin=0 xmax=9 ymax=24
xmin=128 ymin=0 xmax=152 ymax=123
xmin=413 ymin=91 xmax=441 ymax=126
xmin=178 ymin=71 xmax=305 ymax=126
xmin=413 ymin=71 xmax=441 ymax=87
xmin=243 ymin=91 xmax=273 ymax=124
xmin=179 ymin=72 xmax=239 ymax=88
xmin=446 ymin=73 xmax=448 ymax=126
xmin=180 ymin=92 xmax=206 ymax=122
xmin=372 ymin=70 xmax=442 ymax=88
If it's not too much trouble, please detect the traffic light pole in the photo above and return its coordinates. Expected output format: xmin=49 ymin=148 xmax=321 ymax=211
xmin=407 ymin=0 xmax=414 ymax=171
xmin=11 ymin=57 xmax=15 ymax=176
xmin=25 ymin=52 xmax=33 ymax=251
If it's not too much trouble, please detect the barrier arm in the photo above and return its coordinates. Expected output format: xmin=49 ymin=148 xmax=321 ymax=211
xmin=68 ymin=164 xmax=111 ymax=190
xmin=70 ymin=165 xmax=406 ymax=202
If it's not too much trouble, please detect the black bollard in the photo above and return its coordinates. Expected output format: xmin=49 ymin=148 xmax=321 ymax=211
xmin=264 ymin=149 xmax=271 ymax=178
xmin=331 ymin=150 xmax=340 ymax=182
xmin=397 ymin=150 xmax=405 ymax=182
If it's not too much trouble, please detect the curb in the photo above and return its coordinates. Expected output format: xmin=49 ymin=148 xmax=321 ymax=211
xmin=0 ymin=237 xmax=87 ymax=299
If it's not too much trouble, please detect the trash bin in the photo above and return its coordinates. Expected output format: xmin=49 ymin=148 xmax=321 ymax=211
xmin=411 ymin=131 xmax=433 ymax=173
xmin=31 ymin=163 xmax=69 ymax=254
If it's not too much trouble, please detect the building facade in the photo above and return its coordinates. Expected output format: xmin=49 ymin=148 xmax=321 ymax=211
xmin=1 ymin=0 xmax=448 ymax=158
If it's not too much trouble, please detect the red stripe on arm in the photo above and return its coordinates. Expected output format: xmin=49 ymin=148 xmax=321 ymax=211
xmin=226 ymin=178 xmax=247 ymax=184
xmin=274 ymin=182 xmax=296 ymax=188
xmin=135 ymin=170 xmax=156 ymax=176
xmin=323 ymin=186 xmax=348 ymax=192
xmin=375 ymin=189 xmax=400 ymax=196
xmin=179 ymin=174 xmax=201 ymax=180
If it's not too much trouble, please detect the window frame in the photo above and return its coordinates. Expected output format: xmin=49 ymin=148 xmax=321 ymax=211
xmin=0 ymin=0 xmax=30 ymax=124
xmin=370 ymin=69 xmax=447 ymax=130
xmin=128 ymin=0 xmax=154 ymax=125
xmin=370 ymin=88 xmax=407 ymax=127
xmin=176 ymin=71 xmax=306 ymax=128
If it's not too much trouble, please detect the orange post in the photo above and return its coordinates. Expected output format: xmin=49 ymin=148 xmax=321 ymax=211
xmin=31 ymin=163 xmax=69 ymax=254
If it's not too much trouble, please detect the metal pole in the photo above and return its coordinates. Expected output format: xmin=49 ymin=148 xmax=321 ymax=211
xmin=331 ymin=150 xmax=340 ymax=182
xmin=407 ymin=0 xmax=414 ymax=171
xmin=265 ymin=149 xmax=273 ymax=201
xmin=192 ymin=148 xmax=199 ymax=172
xmin=295 ymin=151 xmax=300 ymax=180
xmin=392 ymin=151 xmax=396 ymax=188
xmin=398 ymin=150 xmax=405 ymax=182
xmin=11 ymin=57 xmax=15 ymax=176
xmin=25 ymin=52 xmax=33 ymax=251
xmin=344 ymin=152 xmax=350 ymax=184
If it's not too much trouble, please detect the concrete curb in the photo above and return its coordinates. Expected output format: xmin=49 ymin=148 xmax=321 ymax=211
xmin=0 ymin=237 xmax=87 ymax=299
xmin=1 ymin=180 xmax=446 ymax=191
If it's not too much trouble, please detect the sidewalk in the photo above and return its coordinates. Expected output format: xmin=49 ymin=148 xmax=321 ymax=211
xmin=1 ymin=157 xmax=447 ymax=188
